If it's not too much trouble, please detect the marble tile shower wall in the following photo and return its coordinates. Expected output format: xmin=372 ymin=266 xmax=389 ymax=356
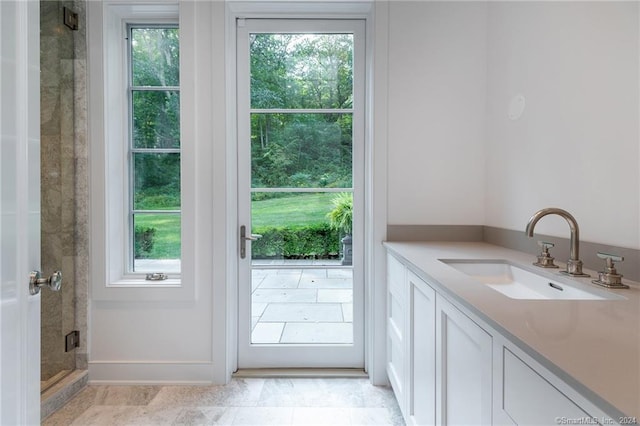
xmin=40 ymin=0 xmax=89 ymax=381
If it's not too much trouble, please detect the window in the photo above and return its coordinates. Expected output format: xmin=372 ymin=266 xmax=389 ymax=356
xmin=89 ymin=3 xmax=188 ymax=299
xmin=128 ymin=26 xmax=181 ymax=274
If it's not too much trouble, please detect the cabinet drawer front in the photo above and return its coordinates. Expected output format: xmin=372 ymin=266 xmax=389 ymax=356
xmin=387 ymin=325 xmax=405 ymax=396
xmin=388 ymin=293 xmax=404 ymax=339
xmin=387 ymin=254 xmax=406 ymax=301
xmin=503 ymin=348 xmax=590 ymax=424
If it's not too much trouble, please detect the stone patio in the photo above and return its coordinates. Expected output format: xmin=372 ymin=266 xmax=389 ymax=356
xmin=251 ymin=263 xmax=353 ymax=344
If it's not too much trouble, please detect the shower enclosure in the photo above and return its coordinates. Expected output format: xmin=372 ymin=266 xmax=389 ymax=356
xmin=39 ymin=0 xmax=88 ymax=397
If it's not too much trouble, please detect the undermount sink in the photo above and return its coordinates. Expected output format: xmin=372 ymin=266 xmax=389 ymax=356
xmin=440 ymin=260 xmax=625 ymax=301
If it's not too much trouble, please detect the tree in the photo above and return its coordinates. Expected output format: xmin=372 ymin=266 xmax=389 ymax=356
xmin=249 ymin=33 xmax=354 ymax=190
xmin=130 ymin=27 xmax=181 ymax=210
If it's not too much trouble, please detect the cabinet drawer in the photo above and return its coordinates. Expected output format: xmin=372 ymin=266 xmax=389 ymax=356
xmin=503 ymin=348 xmax=590 ymax=425
xmin=387 ymin=254 xmax=406 ymax=301
xmin=387 ymin=323 xmax=405 ymax=397
xmin=388 ymin=291 xmax=404 ymax=339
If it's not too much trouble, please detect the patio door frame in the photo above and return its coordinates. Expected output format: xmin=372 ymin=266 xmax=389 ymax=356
xmin=236 ymin=17 xmax=366 ymax=369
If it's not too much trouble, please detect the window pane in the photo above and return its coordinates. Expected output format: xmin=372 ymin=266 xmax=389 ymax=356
xmin=251 ymin=192 xmax=345 ymax=266
xmin=251 ymin=113 xmax=352 ymax=188
xmin=133 ymin=152 xmax=181 ymax=210
xmin=250 ymin=33 xmax=353 ymax=109
xmin=131 ymin=28 xmax=179 ymax=87
xmin=132 ymin=90 xmax=180 ymax=149
xmin=133 ymin=213 xmax=181 ymax=273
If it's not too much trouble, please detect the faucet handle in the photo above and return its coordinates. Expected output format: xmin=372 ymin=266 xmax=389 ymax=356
xmin=538 ymin=241 xmax=554 ymax=251
xmin=533 ymin=241 xmax=559 ymax=268
xmin=592 ymin=252 xmax=628 ymax=289
xmin=596 ymin=252 xmax=624 ymax=264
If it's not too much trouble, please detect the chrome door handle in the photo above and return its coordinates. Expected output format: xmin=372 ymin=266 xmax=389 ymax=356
xmin=29 ymin=270 xmax=62 ymax=295
xmin=240 ymin=225 xmax=262 ymax=259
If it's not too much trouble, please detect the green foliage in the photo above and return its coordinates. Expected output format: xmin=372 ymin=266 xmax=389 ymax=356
xmin=131 ymin=27 xmax=180 ymax=149
xmin=128 ymin=32 xmax=357 ymax=261
xmin=251 ymin=223 xmax=340 ymax=259
xmin=131 ymin=27 xmax=181 ymax=212
xmin=132 ymin=27 xmax=179 ymax=87
xmin=134 ymin=226 xmax=157 ymax=259
xmin=249 ymin=33 xmax=354 ymax=190
xmin=134 ymin=153 xmax=181 ymax=210
xmin=327 ymin=192 xmax=353 ymax=235
xmin=135 ymin=193 xmax=181 ymax=210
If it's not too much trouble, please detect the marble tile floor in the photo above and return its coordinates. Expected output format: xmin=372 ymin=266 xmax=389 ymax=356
xmin=251 ymin=267 xmax=353 ymax=344
xmin=43 ymin=377 xmax=405 ymax=426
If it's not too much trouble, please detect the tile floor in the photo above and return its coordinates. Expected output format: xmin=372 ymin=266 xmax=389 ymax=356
xmin=43 ymin=377 xmax=404 ymax=425
xmin=251 ymin=266 xmax=353 ymax=344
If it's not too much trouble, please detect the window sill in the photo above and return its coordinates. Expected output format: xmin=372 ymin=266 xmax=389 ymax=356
xmin=93 ymin=276 xmax=194 ymax=302
xmin=109 ymin=278 xmax=182 ymax=288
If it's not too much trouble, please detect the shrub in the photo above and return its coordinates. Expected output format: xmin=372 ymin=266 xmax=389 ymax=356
xmin=327 ymin=192 xmax=353 ymax=235
xmin=136 ymin=193 xmax=180 ymax=210
xmin=251 ymin=223 xmax=340 ymax=259
xmin=134 ymin=226 xmax=157 ymax=258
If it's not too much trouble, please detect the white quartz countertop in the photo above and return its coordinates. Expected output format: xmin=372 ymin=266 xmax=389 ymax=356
xmin=384 ymin=241 xmax=640 ymax=418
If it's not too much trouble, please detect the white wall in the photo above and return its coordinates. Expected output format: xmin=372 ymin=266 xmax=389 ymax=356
xmin=485 ymin=2 xmax=639 ymax=249
xmin=386 ymin=1 xmax=640 ymax=250
xmin=387 ymin=2 xmax=488 ymax=226
xmin=85 ymin=0 xmax=640 ymax=384
xmin=88 ymin=1 xmax=227 ymax=383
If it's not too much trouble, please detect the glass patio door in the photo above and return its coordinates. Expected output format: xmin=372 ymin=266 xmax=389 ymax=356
xmin=237 ymin=19 xmax=365 ymax=368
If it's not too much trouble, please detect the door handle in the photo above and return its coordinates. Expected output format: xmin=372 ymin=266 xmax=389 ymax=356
xmin=240 ymin=225 xmax=262 ymax=259
xmin=29 ymin=270 xmax=62 ymax=295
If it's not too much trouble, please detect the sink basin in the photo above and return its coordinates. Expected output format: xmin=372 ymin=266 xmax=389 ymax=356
xmin=440 ymin=260 xmax=624 ymax=300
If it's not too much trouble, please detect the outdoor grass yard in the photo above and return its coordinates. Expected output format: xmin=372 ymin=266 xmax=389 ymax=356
xmin=135 ymin=214 xmax=181 ymax=259
xmin=136 ymin=193 xmax=336 ymax=259
xmin=251 ymin=192 xmax=335 ymax=227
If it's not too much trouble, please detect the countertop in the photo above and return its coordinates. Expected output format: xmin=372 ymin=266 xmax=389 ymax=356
xmin=384 ymin=241 xmax=640 ymax=418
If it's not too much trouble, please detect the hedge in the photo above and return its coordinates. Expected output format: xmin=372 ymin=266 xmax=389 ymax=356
xmin=251 ymin=223 xmax=341 ymax=259
xmin=134 ymin=226 xmax=156 ymax=259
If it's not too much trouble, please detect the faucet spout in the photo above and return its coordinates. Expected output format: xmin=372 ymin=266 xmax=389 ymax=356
xmin=525 ymin=208 xmax=589 ymax=277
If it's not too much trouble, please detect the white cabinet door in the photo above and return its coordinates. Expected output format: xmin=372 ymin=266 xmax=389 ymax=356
xmin=436 ymin=295 xmax=492 ymax=425
xmin=408 ymin=271 xmax=436 ymax=426
xmin=386 ymin=254 xmax=407 ymax=416
xmin=501 ymin=347 xmax=591 ymax=425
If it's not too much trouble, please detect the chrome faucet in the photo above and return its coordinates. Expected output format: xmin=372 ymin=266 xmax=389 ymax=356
xmin=525 ymin=208 xmax=589 ymax=277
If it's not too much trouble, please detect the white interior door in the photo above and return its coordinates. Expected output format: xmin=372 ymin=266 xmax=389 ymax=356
xmin=237 ymin=18 xmax=365 ymax=369
xmin=1 ymin=1 xmax=41 ymax=424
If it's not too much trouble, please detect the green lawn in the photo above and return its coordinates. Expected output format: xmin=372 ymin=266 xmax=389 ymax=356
xmin=135 ymin=214 xmax=181 ymax=259
xmin=136 ymin=193 xmax=336 ymax=259
xmin=252 ymin=192 xmax=335 ymax=228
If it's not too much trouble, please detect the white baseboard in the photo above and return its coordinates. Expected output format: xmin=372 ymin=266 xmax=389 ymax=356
xmin=88 ymin=361 xmax=222 ymax=385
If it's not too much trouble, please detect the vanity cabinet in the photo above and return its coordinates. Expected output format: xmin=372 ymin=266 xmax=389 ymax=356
xmin=387 ymin=254 xmax=492 ymax=425
xmin=386 ymin=251 xmax=614 ymax=425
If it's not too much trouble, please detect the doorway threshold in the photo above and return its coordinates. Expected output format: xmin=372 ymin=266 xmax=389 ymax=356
xmin=234 ymin=368 xmax=367 ymax=379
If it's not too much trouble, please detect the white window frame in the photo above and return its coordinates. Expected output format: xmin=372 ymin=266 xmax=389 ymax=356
xmin=126 ymin=23 xmax=181 ymax=275
xmin=89 ymin=1 xmax=195 ymax=301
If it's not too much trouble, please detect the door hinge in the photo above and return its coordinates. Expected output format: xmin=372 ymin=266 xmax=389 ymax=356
xmin=65 ymin=330 xmax=80 ymax=352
